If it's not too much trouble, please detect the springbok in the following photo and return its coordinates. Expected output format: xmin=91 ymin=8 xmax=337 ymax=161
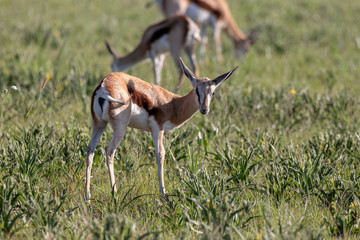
xmin=151 ymin=0 xmax=257 ymax=61
xmin=105 ymin=15 xmax=200 ymax=90
xmin=84 ymin=58 xmax=237 ymax=202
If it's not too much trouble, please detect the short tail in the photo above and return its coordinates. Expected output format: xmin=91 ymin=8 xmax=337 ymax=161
xmin=100 ymin=93 xmax=123 ymax=104
xmin=93 ymin=93 xmax=123 ymax=120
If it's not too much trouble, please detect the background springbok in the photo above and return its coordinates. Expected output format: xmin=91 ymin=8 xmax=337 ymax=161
xmin=85 ymin=58 xmax=237 ymax=202
xmin=105 ymin=15 xmax=200 ymax=90
xmin=151 ymin=0 xmax=257 ymax=61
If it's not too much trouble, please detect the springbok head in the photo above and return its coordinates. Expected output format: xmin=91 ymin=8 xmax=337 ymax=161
xmin=234 ymin=30 xmax=258 ymax=59
xmin=179 ymin=58 xmax=238 ymax=115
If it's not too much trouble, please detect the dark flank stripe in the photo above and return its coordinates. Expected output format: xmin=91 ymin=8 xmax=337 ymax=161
xmin=146 ymin=16 xmax=189 ymax=47
xmin=127 ymin=81 xmax=157 ymax=115
xmin=195 ymin=87 xmax=200 ymax=105
xmin=148 ymin=26 xmax=171 ymax=47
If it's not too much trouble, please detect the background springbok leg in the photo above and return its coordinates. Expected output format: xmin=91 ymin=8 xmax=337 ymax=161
xmin=151 ymin=53 xmax=166 ymax=85
xmin=199 ymin=26 xmax=208 ymax=63
xmin=213 ymin=21 xmax=223 ymax=61
xmin=184 ymin=46 xmax=198 ymax=76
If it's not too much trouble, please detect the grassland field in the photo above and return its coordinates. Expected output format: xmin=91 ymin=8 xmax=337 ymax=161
xmin=0 ymin=0 xmax=360 ymax=239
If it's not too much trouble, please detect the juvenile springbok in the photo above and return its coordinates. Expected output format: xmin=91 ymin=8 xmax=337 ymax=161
xmin=105 ymin=15 xmax=200 ymax=90
xmin=84 ymin=58 xmax=237 ymax=202
xmin=152 ymin=0 xmax=257 ymax=61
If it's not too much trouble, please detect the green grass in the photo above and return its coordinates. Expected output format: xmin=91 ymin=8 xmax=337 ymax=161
xmin=1 ymin=0 xmax=360 ymax=239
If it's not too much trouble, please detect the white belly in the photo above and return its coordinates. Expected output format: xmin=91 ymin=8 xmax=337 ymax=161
xmin=185 ymin=3 xmax=216 ymax=25
xmin=128 ymin=103 xmax=151 ymax=131
xmin=150 ymin=34 xmax=170 ymax=55
xmin=128 ymin=104 xmax=182 ymax=132
xmin=164 ymin=120 xmax=177 ymax=132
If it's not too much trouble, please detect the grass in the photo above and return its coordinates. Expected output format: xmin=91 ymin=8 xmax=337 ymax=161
xmin=1 ymin=0 xmax=360 ymax=239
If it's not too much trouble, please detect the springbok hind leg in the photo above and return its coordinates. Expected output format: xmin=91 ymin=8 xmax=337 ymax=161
xmin=105 ymin=103 xmax=131 ymax=196
xmin=85 ymin=121 xmax=107 ymax=203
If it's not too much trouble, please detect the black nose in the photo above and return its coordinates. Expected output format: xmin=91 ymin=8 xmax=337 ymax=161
xmin=200 ymin=108 xmax=208 ymax=115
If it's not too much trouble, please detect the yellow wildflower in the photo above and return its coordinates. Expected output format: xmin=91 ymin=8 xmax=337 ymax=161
xmin=261 ymin=141 xmax=265 ymax=145
xmin=330 ymin=178 xmax=334 ymax=184
xmin=349 ymin=201 xmax=357 ymax=209
xmin=3 ymin=69 xmax=9 ymax=76
xmin=207 ymin=199 xmax=210 ymax=203
xmin=53 ymin=30 xmax=60 ymax=38
xmin=256 ymin=232 xmax=262 ymax=240
xmin=290 ymin=89 xmax=296 ymax=94
xmin=41 ymin=73 xmax=51 ymax=90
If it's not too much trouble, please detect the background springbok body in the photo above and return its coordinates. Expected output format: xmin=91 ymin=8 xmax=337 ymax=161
xmin=153 ymin=0 xmax=257 ymax=60
xmin=85 ymin=58 xmax=237 ymax=202
xmin=105 ymin=15 xmax=200 ymax=89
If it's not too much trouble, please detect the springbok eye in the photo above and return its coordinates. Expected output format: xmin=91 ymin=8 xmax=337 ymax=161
xmin=211 ymin=92 xmax=215 ymax=97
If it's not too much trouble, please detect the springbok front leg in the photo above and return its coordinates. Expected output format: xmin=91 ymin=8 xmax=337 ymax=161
xmin=85 ymin=122 xmax=107 ymax=202
xmin=105 ymin=103 xmax=131 ymax=195
xmin=150 ymin=121 xmax=166 ymax=194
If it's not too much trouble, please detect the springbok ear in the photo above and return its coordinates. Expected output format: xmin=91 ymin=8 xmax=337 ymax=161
xmin=104 ymin=40 xmax=117 ymax=58
xmin=179 ymin=58 xmax=197 ymax=86
xmin=212 ymin=66 xmax=238 ymax=86
xmin=247 ymin=30 xmax=258 ymax=45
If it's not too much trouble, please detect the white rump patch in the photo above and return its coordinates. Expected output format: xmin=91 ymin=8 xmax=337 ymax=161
xmin=186 ymin=3 xmax=217 ymax=26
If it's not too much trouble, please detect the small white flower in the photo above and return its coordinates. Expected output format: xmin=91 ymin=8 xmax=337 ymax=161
xmin=10 ymin=85 xmax=18 ymax=90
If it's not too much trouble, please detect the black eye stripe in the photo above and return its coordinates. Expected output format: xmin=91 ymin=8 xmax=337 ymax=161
xmin=195 ymin=87 xmax=201 ymax=103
